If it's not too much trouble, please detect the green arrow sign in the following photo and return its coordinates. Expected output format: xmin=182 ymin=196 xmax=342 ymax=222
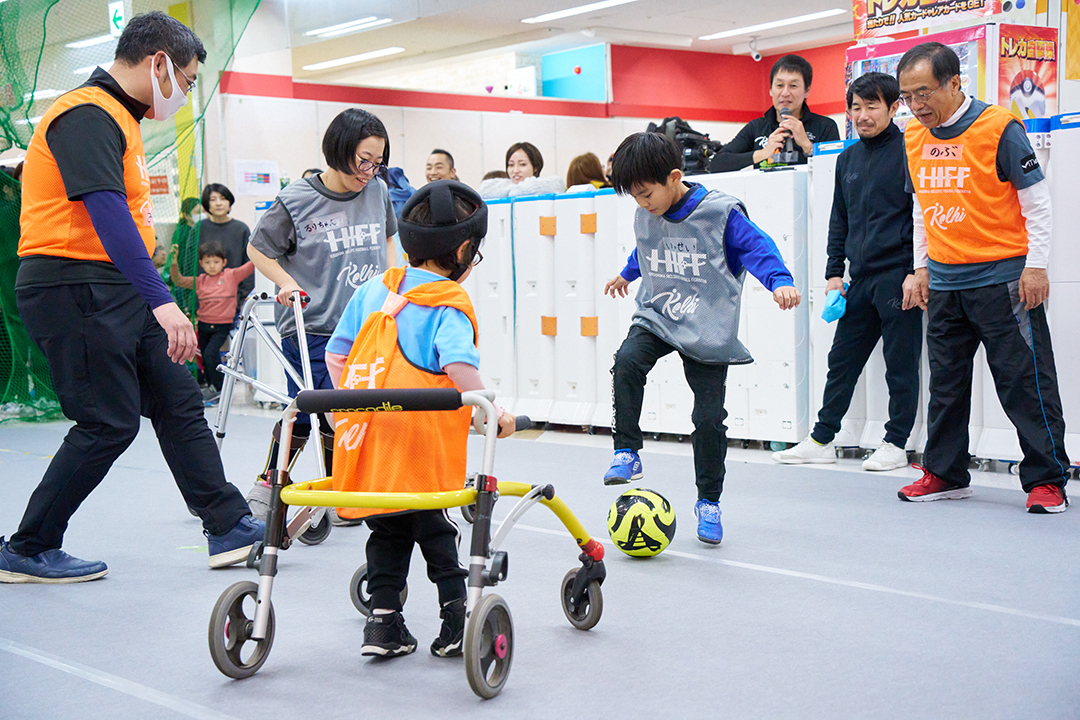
xmin=108 ymin=2 xmax=126 ymax=37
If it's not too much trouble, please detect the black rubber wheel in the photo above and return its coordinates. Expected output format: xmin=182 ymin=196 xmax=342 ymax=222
xmin=465 ymin=593 xmax=514 ymax=699
xmin=560 ymin=569 xmax=603 ymax=631
xmin=296 ymin=510 xmax=332 ymax=546
xmin=208 ymin=581 xmax=275 ymax=679
xmin=349 ymin=563 xmax=407 ymax=616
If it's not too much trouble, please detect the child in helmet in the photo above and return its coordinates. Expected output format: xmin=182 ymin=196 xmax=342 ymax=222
xmin=324 ymin=180 xmax=515 ymax=658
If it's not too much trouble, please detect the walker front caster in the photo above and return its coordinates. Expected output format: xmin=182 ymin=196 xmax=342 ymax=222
xmin=208 ymin=581 xmax=275 ymax=679
xmin=297 ymin=510 xmax=332 ymax=546
xmin=465 ymin=593 xmax=514 ymax=699
xmin=560 ymin=568 xmax=603 ymax=630
xmin=349 ymin=563 xmax=408 ymax=616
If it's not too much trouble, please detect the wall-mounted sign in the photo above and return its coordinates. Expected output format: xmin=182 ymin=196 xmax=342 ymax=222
xmin=853 ymin=0 xmax=1002 ymax=41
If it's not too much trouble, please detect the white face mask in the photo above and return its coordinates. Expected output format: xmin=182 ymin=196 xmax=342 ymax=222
xmin=149 ymin=54 xmax=188 ymax=122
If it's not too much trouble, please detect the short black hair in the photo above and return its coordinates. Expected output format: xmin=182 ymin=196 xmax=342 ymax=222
xmin=896 ymin=42 xmax=960 ymax=86
xmin=770 ymin=54 xmax=813 ymax=89
xmin=198 ymin=241 xmax=227 ymax=261
xmin=322 ymin=108 xmax=390 ymax=175
xmin=201 ymin=183 xmax=235 ymax=213
xmin=430 ymin=148 xmax=455 ymax=168
xmin=847 ymin=72 xmax=900 ymax=108
xmin=115 ymin=11 xmax=206 ymax=67
xmin=505 ymin=142 xmax=543 ymax=176
xmin=404 ymin=195 xmax=482 ymax=272
xmin=609 ymin=132 xmax=680 ymax=195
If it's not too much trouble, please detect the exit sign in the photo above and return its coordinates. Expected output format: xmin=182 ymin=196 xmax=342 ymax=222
xmin=108 ymin=2 xmax=126 ymax=37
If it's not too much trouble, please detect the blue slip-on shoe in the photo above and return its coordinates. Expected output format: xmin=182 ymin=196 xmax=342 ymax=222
xmin=0 ymin=536 xmax=108 ymax=584
xmin=207 ymin=515 xmax=265 ymax=568
xmin=694 ymin=499 xmax=723 ymax=545
xmin=603 ymin=449 xmax=643 ymax=486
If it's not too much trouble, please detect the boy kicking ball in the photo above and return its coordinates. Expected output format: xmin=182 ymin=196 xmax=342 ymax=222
xmin=603 ymin=132 xmax=800 ymax=545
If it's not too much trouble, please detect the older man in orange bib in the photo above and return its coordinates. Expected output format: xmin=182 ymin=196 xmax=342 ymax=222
xmin=895 ymin=42 xmax=1069 ymax=513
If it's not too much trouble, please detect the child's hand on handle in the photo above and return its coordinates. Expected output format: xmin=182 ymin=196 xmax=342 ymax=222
xmin=276 ymin=283 xmax=307 ymax=307
xmin=773 ymin=285 xmax=800 ymax=310
xmin=496 ymin=411 xmax=517 ymax=439
xmin=604 ymin=275 xmax=631 ymax=298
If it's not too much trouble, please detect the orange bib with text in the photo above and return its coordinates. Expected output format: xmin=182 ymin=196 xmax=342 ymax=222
xmin=905 ymin=104 xmax=1028 ymax=266
xmin=19 ymin=86 xmax=156 ymax=261
xmin=331 ymin=267 xmax=478 ymax=520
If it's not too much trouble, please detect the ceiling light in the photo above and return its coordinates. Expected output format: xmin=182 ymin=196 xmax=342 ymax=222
xmin=522 ymin=0 xmax=639 ymax=24
xmin=73 ymin=64 xmax=108 ymax=75
xmin=65 ymin=35 xmax=114 ymax=49
xmin=24 ymin=89 xmax=61 ymax=101
xmin=14 ymin=116 xmax=44 ymax=126
xmin=305 ymin=16 xmax=393 ymax=37
xmin=302 ymin=46 xmax=405 ymax=71
xmin=698 ymin=9 xmax=848 ymax=41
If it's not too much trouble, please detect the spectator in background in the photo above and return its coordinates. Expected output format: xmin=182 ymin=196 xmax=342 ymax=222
xmin=301 ymin=168 xmax=323 ymax=179
xmin=425 ymin=149 xmax=458 ymax=183
xmin=478 ymin=142 xmax=563 ymax=198
xmin=199 ymin=182 xmax=252 ymax=313
xmin=565 ymin=152 xmax=611 ymax=192
xmin=710 ymin=54 xmax=839 ymax=172
xmin=482 ymin=170 xmax=508 ymax=181
xmin=604 ymin=153 xmax=614 ymax=183
xmin=169 ymin=196 xmax=202 ymax=315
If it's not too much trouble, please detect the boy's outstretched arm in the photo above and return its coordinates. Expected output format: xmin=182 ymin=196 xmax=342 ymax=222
xmin=724 ymin=210 xmax=801 ymax=311
xmin=169 ymin=258 xmax=194 ymax=289
xmin=604 ymin=248 xmax=640 ymax=298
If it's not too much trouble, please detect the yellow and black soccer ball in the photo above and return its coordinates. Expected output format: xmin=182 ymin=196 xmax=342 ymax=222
xmin=607 ymin=488 xmax=676 ymax=557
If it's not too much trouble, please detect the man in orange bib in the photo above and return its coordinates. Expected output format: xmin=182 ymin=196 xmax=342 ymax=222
xmin=324 ymin=180 xmax=515 ymax=658
xmin=896 ymin=42 xmax=1069 ymax=513
xmin=0 ymin=13 xmax=262 ymax=585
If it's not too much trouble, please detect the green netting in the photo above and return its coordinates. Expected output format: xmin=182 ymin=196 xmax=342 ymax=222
xmin=0 ymin=0 xmax=260 ymax=420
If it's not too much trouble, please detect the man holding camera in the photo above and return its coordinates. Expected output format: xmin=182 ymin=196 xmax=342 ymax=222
xmin=711 ymin=54 xmax=839 ymax=172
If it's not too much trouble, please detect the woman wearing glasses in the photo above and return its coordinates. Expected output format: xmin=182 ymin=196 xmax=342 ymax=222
xmin=246 ymin=108 xmax=398 ymax=518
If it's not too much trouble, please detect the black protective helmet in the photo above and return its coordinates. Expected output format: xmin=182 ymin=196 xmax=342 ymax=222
xmin=398 ymin=180 xmax=487 ymax=276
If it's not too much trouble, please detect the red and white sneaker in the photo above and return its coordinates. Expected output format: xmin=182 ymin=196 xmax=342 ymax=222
xmin=898 ymin=465 xmax=972 ymax=502
xmin=1026 ymin=484 xmax=1068 ymax=514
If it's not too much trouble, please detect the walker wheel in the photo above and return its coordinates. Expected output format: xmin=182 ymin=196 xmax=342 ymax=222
xmin=297 ymin=510 xmax=332 ymax=546
xmin=349 ymin=564 xmax=408 ymax=616
xmin=208 ymin=581 xmax=275 ymax=679
xmin=464 ymin=593 xmax=514 ymax=699
xmin=560 ymin=568 xmax=603 ymax=630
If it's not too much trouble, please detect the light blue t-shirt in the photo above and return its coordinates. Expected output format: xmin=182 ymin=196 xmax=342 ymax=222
xmin=327 ymin=267 xmax=479 ymax=374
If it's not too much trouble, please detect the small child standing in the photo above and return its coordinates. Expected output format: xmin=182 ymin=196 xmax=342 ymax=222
xmin=324 ymin=180 xmax=515 ymax=659
xmin=171 ymin=241 xmax=254 ymax=396
xmin=603 ymin=132 xmax=801 ymax=545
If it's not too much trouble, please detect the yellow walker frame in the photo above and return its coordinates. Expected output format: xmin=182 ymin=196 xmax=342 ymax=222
xmin=208 ymin=387 xmax=607 ymax=699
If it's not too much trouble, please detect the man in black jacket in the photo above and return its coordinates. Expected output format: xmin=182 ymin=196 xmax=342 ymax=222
xmin=773 ymin=72 xmax=922 ymax=471
xmin=710 ymin=55 xmax=840 ymax=172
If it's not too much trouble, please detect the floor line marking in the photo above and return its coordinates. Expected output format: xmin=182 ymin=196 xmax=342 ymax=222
xmin=0 ymin=637 xmax=242 ymax=720
xmin=512 ymin=524 xmax=1080 ymax=629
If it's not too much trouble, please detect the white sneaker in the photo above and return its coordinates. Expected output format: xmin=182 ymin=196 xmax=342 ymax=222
xmin=862 ymin=442 xmax=908 ymax=471
xmin=772 ymin=436 xmax=836 ymax=464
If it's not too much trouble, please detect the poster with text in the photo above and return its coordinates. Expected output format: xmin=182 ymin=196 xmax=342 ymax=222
xmin=998 ymin=25 xmax=1057 ymax=119
xmin=234 ymin=160 xmax=280 ymax=197
xmin=853 ymin=0 xmax=1001 ymax=40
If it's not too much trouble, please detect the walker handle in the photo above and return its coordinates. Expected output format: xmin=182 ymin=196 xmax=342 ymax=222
xmin=295 ymin=388 xmax=462 ymax=414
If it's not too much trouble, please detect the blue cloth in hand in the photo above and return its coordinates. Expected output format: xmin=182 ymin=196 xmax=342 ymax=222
xmin=821 ymin=285 xmax=848 ymax=323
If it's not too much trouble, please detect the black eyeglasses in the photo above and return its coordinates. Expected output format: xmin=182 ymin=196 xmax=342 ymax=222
xmin=471 ymin=250 xmax=483 ymax=267
xmin=354 ymin=155 xmax=387 ymax=175
xmin=169 ymin=58 xmax=197 ymax=95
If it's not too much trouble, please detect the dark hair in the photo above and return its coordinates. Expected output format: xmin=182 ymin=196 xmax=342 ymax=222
xmin=115 ymin=11 xmax=206 ymax=66
xmin=198 ymin=241 xmax=227 ymax=261
xmin=896 ymin=42 xmax=960 ymax=86
xmin=404 ymin=195 xmax=482 ymax=273
xmin=610 ymin=132 xmax=680 ymax=195
xmin=180 ymin=196 xmax=201 ymax=216
xmin=505 ymin=142 xmax=543 ymax=176
xmin=770 ymin=54 xmax=813 ymax=89
xmin=322 ymin=108 xmax=390 ymax=175
xmin=201 ymin=183 xmax=235 ymax=213
xmin=847 ymin=72 xmax=900 ymax=108
xmin=483 ymin=170 xmax=509 ymax=181
xmin=429 ymin=148 xmax=455 ymax=168
xmin=566 ymin=152 xmax=607 ymax=188
xmin=301 ymin=168 xmax=323 ymax=178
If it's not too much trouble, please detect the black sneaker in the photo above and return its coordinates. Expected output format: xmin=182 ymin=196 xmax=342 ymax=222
xmin=430 ymin=598 xmax=466 ymax=658
xmin=361 ymin=611 xmax=417 ymax=657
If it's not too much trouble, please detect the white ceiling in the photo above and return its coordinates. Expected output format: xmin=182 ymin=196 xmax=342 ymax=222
xmin=286 ymin=1 xmax=856 ymax=85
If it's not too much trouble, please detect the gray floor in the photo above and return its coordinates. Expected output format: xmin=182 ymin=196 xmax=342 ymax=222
xmin=1 ymin=410 xmax=1078 ymax=720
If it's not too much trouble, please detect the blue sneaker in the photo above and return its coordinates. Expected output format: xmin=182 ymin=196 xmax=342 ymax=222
xmin=604 ymin=449 xmax=643 ymax=486
xmin=0 ymin=536 xmax=108 ymax=584
xmin=694 ymin=499 xmax=723 ymax=545
xmin=206 ymin=515 xmax=265 ymax=568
